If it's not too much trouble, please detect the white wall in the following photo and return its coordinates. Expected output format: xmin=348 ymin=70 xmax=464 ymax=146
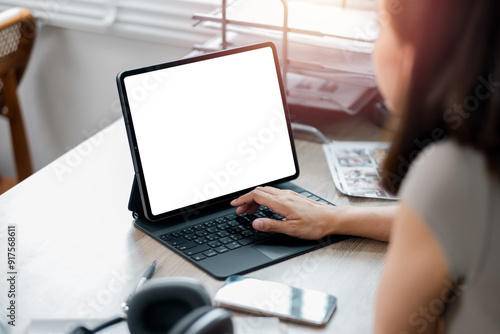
xmin=0 ymin=25 xmax=192 ymax=178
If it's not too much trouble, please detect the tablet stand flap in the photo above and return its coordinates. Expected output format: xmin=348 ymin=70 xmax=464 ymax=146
xmin=128 ymin=175 xmax=145 ymax=219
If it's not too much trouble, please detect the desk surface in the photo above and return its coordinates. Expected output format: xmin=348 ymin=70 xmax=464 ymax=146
xmin=0 ymin=112 xmax=392 ymax=333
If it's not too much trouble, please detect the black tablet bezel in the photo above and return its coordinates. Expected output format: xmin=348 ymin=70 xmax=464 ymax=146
xmin=116 ymin=42 xmax=300 ymax=221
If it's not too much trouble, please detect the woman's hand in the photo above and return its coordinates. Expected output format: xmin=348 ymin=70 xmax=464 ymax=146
xmin=230 ymin=186 xmax=334 ymax=240
xmin=231 ymin=186 xmax=397 ymax=242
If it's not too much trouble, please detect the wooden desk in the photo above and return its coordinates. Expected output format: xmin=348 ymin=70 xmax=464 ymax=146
xmin=0 ymin=113 xmax=391 ymax=333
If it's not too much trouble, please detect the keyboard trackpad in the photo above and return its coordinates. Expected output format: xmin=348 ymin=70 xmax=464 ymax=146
xmin=252 ymin=235 xmax=319 ymax=260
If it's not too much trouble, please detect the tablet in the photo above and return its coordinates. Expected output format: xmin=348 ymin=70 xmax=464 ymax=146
xmin=116 ymin=43 xmax=299 ymax=221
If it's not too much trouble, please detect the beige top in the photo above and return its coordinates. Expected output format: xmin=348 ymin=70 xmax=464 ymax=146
xmin=400 ymin=140 xmax=500 ymax=333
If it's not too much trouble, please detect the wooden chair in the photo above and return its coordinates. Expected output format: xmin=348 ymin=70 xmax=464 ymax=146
xmin=0 ymin=7 xmax=36 ymax=193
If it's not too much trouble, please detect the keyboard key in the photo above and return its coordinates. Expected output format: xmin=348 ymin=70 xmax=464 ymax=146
xmin=206 ymin=234 xmax=218 ymax=241
xmin=194 ymin=237 xmax=208 ymax=244
xmin=215 ymin=217 xmax=227 ymax=224
xmin=252 ymin=232 xmax=273 ymax=241
xmin=238 ymin=238 xmax=254 ymax=246
xmin=181 ymin=227 xmax=195 ymax=234
xmin=167 ymin=237 xmax=187 ymax=246
xmin=230 ymin=234 xmax=243 ymax=241
xmin=196 ymin=230 xmax=209 ymax=237
xmin=203 ymin=249 xmax=218 ymax=257
xmin=208 ymin=241 xmax=222 ymax=248
xmin=214 ymin=246 xmax=229 ymax=253
xmin=217 ymin=231 xmax=230 ymax=238
xmin=204 ymin=221 xmax=216 ymax=227
xmin=184 ymin=244 xmax=210 ymax=256
xmin=176 ymin=241 xmax=197 ymax=251
xmin=160 ymin=234 xmax=174 ymax=241
xmin=192 ymin=254 xmax=206 ymax=261
xmin=218 ymin=223 xmax=230 ymax=230
xmin=236 ymin=216 xmax=252 ymax=224
xmin=227 ymin=220 xmax=239 ymax=227
xmin=184 ymin=234 xmax=197 ymax=241
xmin=206 ymin=227 xmax=219 ymax=234
xmin=241 ymin=230 xmax=254 ymax=237
xmin=171 ymin=232 xmax=183 ymax=238
xmin=226 ymin=242 xmax=241 ymax=250
xmin=193 ymin=224 xmax=205 ymax=231
xmin=227 ymin=227 xmax=240 ymax=234
xmin=219 ymin=237 xmax=233 ymax=244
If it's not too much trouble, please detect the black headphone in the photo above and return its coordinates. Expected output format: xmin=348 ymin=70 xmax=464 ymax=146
xmin=70 ymin=277 xmax=233 ymax=334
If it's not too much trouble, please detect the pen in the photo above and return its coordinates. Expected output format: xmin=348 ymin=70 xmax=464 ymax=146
xmin=121 ymin=260 xmax=157 ymax=312
xmin=135 ymin=260 xmax=157 ymax=292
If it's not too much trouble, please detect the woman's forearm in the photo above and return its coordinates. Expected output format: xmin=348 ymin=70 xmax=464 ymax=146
xmin=325 ymin=205 xmax=397 ymax=242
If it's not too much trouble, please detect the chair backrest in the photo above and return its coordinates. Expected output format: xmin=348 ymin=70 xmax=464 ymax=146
xmin=0 ymin=7 xmax=36 ymax=182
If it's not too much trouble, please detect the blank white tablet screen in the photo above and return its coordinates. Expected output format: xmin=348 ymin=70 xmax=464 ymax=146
xmin=124 ymin=46 xmax=296 ymax=216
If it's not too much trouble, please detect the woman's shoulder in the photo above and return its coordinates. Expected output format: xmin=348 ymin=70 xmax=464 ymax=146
xmin=400 ymin=140 xmax=492 ymax=280
xmin=401 ymin=140 xmax=489 ymax=203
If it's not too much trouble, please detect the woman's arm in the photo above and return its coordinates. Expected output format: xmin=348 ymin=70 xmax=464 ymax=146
xmin=331 ymin=204 xmax=396 ymax=242
xmin=231 ymin=186 xmax=396 ymax=242
xmin=374 ymin=201 xmax=450 ymax=334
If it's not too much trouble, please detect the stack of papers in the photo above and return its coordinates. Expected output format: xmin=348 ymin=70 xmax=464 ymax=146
xmin=323 ymin=141 xmax=398 ymax=200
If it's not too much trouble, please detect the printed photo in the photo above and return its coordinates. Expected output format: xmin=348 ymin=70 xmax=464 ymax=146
xmin=345 ymin=177 xmax=381 ymax=188
xmin=342 ymin=167 xmax=379 ymax=179
xmin=335 ymin=148 xmax=373 ymax=167
xmin=348 ymin=188 xmax=388 ymax=198
xmin=370 ymin=148 xmax=389 ymax=165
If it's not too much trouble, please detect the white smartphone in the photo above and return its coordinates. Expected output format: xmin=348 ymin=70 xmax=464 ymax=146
xmin=213 ymin=275 xmax=337 ymax=326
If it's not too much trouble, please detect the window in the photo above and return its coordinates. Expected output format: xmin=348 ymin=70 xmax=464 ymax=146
xmin=307 ymin=0 xmax=376 ymax=10
xmin=0 ymin=0 xmax=221 ymax=46
xmin=0 ymin=0 xmax=375 ymax=46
